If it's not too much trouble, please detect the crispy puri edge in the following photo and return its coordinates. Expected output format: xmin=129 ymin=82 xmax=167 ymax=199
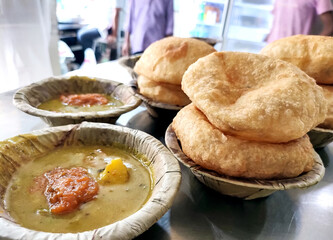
xmin=172 ymin=104 xmax=315 ymax=180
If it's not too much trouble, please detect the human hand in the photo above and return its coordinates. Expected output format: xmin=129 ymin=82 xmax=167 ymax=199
xmin=122 ymin=42 xmax=129 ymax=56
xmin=107 ymin=35 xmax=117 ymax=46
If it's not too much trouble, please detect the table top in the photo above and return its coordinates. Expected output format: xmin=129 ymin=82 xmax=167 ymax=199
xmin=1 ymin=64 xmax=333 ymax=240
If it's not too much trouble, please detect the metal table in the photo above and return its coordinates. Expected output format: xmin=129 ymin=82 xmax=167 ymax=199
xmin=1 ymin=88 xmax=332 ymax=240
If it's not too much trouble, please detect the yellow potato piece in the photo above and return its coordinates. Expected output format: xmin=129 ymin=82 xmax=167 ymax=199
xmin=99 ymin=158 xmax=129 ymax=184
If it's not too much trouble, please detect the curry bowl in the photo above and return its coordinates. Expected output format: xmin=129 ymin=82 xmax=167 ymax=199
xmin=308 ymin=127 xmax=333 ymax=149
xmin=165 ymin=124 xmax=325 ymax=200
xmin=13 ymin=75 xmax=142 ymax=126
xmin=0 ymin=122 xmax=181 ymax=239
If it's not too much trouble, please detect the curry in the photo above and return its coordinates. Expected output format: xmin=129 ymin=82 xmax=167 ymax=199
xmin=4 ymin=145 xmax=153 ymax=233
xmin=38 ymin=93 xmax=124 ymax=113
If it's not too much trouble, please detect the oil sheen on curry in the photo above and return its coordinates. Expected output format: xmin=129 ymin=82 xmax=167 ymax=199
xmin=38 ymin=93 xmax=124 ymax=113
xmin=4 ymin=145 xmax=153 ymax=233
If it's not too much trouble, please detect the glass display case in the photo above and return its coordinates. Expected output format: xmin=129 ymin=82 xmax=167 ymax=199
xmin=174 ymin=0 xmax=230 ymax=45
xmin=222 ymin=0 xmax=274 ymax=53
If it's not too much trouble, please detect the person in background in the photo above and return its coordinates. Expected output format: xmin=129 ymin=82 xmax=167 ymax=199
xmin=121 ymin=0 xmax=174 ymax=56
xmin=266 ymin=0 xmax=333 ymax=43
xmin=77 ymin=0 xmax=122 ymax=60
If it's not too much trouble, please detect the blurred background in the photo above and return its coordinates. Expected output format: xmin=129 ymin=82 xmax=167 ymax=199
xmin=0 ymin=0 xmax=331 ymax=93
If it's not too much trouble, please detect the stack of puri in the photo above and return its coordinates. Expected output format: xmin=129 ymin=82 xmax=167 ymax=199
xmin=260 ymin=35 xmax=333 ymax=130
xmin=172 ymin=51 xmax=327 ymax=180
xmin=133 ymin=37 xmax=216 ymax=108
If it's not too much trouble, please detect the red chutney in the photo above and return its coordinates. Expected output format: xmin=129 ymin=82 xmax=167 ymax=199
xmin=43 ymin=167 xmax=99 ymax=215
xmin=60 ymin=93 xmax=109 ymax=106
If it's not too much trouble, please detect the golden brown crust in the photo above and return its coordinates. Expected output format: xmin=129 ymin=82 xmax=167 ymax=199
xmin=182 ymin=51 xmax=327 ymax=143
xmin=260 ymin=35 xmax=333 ymax=84
xmin=134 ymin=37 xmax=216 ymax=85
xmin=137 ymin=75 xmax=191 ymax=106
xmin=317 ymin=85 xmax=333 ymax=129
xmin=172 ymin=104 xmax=314 ymax=179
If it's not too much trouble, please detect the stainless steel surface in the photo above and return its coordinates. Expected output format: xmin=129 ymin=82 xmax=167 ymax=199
xmin=1 ymin=90 xmax=333 ymax=240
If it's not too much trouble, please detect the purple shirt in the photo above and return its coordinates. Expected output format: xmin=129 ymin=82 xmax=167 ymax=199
xmin=124 ymin=0 xmax=174 ymax=54
xmin=267 ymin=0 xmax=333 ymax=43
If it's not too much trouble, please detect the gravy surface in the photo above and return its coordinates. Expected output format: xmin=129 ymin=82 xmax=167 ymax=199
xmin=4 ymin=145 xmax=153 ymax=233
xmin=38 ymin=94 xmax=124 ymax=113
